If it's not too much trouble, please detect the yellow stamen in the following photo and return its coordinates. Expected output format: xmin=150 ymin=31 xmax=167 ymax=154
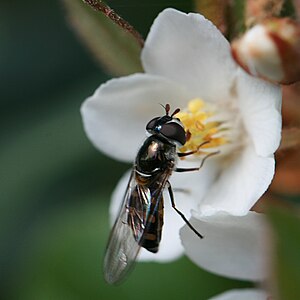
xmin=176 ymin=98 xmax=229 ymax=156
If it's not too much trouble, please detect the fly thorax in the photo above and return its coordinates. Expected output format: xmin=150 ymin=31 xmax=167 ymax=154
xmin=136 ymin=136 xmax=176 ymax=174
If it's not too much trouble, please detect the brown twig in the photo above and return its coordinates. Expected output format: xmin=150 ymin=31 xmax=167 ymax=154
xmin=82 ymin=0 xmax=144 ymax=47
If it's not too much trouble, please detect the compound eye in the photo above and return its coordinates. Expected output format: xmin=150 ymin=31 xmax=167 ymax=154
xmin=160 ymin=122 xmax=186 ymax=145
xmin=146 ymin=117 xmax=160 ymax=131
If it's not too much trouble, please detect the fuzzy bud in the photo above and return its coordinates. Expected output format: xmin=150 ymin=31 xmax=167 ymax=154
xmin=231 ymin=18 xmax=300 ymax=85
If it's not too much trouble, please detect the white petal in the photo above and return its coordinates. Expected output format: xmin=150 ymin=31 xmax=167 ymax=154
xmin=142 ymin=8 xmax=237 ymax=102
xmin=81 ymin=73 xmax=190 ymax=162
xmin=237 ymin=69 xmax=282 ymax=157
xmin=209 ymin=289 xmax=268 ymax=300
xmin=170 ymin=158 xmax=218 ymax=212
xmin=199 ymin=144 xmax=274 ymax=216
xmin=180 ymin=211 xmax=269 ymax=281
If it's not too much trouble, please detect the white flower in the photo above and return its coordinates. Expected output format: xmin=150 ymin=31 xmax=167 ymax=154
xmin=81 ymin=9 xmax=281 ymax=280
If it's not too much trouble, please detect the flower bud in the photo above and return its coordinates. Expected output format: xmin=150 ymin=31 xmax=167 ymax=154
xmin=231 ymin=18 xmax=300 ymax=84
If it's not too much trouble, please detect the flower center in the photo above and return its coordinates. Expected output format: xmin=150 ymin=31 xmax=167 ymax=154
xmin=175 ymin=98 xmax=231 ymax=156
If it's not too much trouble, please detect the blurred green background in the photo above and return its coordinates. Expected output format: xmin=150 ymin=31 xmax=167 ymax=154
xmin=1 ymin=1 xmax=254 ymax=299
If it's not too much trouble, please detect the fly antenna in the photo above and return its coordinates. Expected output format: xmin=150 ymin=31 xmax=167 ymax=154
xmin=171 ymin=108 xmax=180 ymax=117
xmin=165 ymin=103 xmax=170 ymax=115
xmin=160 ymin=103 xmax=180 ymax=117
xmin=159 ymin=103 xmax=170 ymax=115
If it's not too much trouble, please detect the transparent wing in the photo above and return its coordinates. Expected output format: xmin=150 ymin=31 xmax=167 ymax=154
xmin=103 ymin=170 xmax=150 ymax=285
xmin=103 ymin=167 xmax=172 ymax=284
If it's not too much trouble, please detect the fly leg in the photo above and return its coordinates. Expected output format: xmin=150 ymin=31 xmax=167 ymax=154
xmin=175 ymin=151 xmax=219 ymax=173
xmin=167 ymin=182 xmax=203 ymax=239
xmin=177 ymin=141 xmax=210 ymax=158
xmin=177 ymin=140 xmax=219 ymax=171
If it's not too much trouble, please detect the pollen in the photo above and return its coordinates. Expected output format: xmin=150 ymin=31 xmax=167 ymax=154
xmin=175 ymin=98 xmax=229 ymax=156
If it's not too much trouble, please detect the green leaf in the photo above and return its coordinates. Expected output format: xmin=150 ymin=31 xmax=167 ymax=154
xmin=268 ymin=206 xmax=300 ymax=299
xmin=62 ymin=0 xmax=143 ymax=75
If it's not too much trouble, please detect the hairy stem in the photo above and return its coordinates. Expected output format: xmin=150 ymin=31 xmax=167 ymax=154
xmin=82 ymin=0 xmax=144 ymax=47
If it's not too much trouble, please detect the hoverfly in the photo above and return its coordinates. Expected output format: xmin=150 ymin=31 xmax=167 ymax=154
xmin=104 ymin=104 xmax=211 ymax=284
